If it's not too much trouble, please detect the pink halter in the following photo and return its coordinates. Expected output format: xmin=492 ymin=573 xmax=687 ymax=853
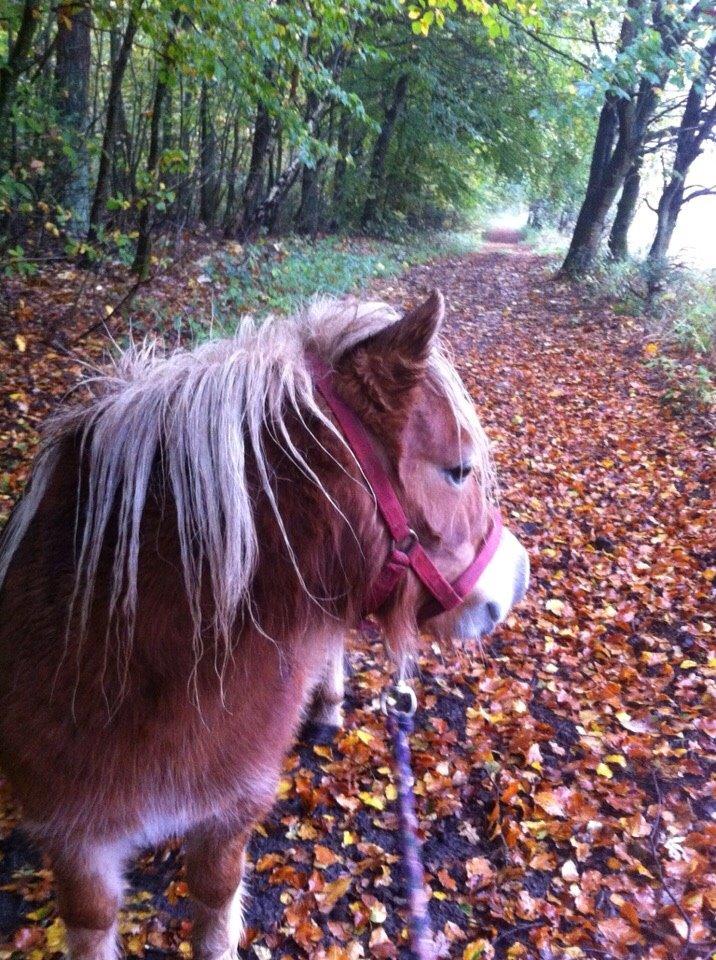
xmin=309 ymin=355 xmax=503 ymax=623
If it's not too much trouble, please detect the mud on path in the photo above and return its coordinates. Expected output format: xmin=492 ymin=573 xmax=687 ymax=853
xmin=0 ymin=248 xmax=713 ymax=960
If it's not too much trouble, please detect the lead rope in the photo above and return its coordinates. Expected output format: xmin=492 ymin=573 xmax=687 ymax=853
xmin=382 ymin=681 xmax=436 ymax=960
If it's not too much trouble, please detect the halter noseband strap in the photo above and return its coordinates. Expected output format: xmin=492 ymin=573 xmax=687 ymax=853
xmin=309 ymin=354 xmax=503 ymax=623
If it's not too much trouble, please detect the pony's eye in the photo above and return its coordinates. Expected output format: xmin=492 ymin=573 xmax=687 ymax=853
xmin=445 ymin=464 xmax=473 ymax=486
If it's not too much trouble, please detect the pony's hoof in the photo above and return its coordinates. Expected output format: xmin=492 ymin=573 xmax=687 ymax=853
xmin=300 ymin=720 xmax=341 ymax=745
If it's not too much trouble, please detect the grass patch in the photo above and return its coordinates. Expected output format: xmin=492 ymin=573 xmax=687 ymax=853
xmin=177 ymin=231 xmax=480 ymax=339
xmin=576 ymin=257 xmax=715 ymax=417
xmin=522 ymin=226 xmax=570 ymax=258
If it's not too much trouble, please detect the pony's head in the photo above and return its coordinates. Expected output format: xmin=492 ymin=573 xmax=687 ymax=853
xmin=0 ymin=289 xmax=528 ymax=682
xmin=315 ymin=289 xmax=529 ymax=649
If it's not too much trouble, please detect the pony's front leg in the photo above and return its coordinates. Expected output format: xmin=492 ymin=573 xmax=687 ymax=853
xmin=304 ymin=635 xmax=345 ymax=740
xmin=185 ymin=817 xmax=251 ymax=960
xmin=52 ymin=841 xmax=125 ymax=960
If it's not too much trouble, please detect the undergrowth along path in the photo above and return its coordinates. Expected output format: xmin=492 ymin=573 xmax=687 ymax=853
xmin=0 ymin=246 xmax=713 ymax=960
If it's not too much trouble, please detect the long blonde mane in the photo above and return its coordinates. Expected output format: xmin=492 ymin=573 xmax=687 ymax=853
xmin=0 ymin=298 xmax=494 ymax=664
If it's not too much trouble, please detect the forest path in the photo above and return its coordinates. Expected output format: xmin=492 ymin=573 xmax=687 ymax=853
xmin=0 ymin=247 xmax=713 ymax=960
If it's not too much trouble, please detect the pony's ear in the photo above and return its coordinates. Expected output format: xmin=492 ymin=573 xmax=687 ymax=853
xmin=340 ymin=290 xmax=444 ymax=414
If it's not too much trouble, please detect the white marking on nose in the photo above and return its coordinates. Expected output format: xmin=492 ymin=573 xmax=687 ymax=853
xmin=454 ymin=528 xmax=529 ymax=640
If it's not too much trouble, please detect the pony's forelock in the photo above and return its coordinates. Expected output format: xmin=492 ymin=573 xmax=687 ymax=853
xmin=0 ymin=296 xmax=494 ymax=685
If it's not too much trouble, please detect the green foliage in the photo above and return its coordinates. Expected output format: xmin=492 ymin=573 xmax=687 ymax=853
xmin=1 ymin=244 xmax=37 ymax=278
xmin=5 ymin=0 xmax=707 ymax=271
xmin=178 ymin=231 xmax=481 ymax=335
xmin=0 ymin=172 xmax=32 ymax=213
xmin=565 ymin=255 xmax=715 ymax=413
xmin=1 ymin=0 xmax=582 ymax=257
xmin=649 ymin=267 xmax=716 ymax=357
xmin=647 ymin=356 xmax=716 ymax=412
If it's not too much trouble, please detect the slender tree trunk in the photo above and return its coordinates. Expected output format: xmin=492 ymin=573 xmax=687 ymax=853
xmin=240 ymin=98 xmax=326 ymax=239
xmin=649 ymin=185 xmax=683 ymax=265
xmin=0 ymin=0 xmax=40 ymax=143
xmin=295 ymin=92 xmax=321 ymax=235
xmin=608 ymin=154 xmax=642 ymax=260
xmin=361 ymin=72 xmax=408 ymax=228
xmin=199 ymin=80 xmax=217 ymax=226
xmin=331 ymin=108 xmax=350 ymax=217
xmin=235 ymin=97 xmax=272 ymax=237
xmin=54 ymin=1 xmax=92 ymax=234
xmin=177 ymin=76 xmax=192 ymax=218
xmin=223 ymin=114 xmax=242 ymax=236
xmin=88 ymin=3 xmax=140 ymax=241
xmin=132 ymin=15 xmax=178 ymax=277
xmin=648 ymin=38 xmax=716 ymax=266
xmin=241 ymin=148 xmax=305 ymax=240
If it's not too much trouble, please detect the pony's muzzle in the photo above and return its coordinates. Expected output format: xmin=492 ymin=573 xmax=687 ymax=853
xmin=453 ymin=529 xmax=530 ymax=640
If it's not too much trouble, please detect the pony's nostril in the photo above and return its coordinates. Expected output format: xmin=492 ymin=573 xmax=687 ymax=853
xmin=486 ymin=601 xmax=501 ymax=626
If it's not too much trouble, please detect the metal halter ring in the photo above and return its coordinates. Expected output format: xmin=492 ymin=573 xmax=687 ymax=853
xmin=394 ymin=528 xmax=418 ymax=555
xmin=381 ymin=681 xmax=418 ymax=718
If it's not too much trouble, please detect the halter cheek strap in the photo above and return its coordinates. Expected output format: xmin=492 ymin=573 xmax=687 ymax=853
xmin=309 ymin=354 xmax=503 ymax=623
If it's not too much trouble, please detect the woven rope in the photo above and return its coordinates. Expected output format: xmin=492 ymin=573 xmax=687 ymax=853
xmin=387 ymin=709 xmax=436 ymax=960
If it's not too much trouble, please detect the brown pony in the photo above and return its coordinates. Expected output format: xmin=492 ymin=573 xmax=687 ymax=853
xmin=0 ymin=291 xmax=528 ymax=960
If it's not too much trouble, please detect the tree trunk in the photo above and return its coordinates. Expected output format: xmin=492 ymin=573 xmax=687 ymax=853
xmin=54 ymin=1 xmax=92 ymax=234
xmin=223 ymin=115 xmax=242 ymax=236
xmin=361 ymin=72 xmax=408 ymax=228
xmin=559 ymin=98 xmax=623 ymax=275
xmin=240 ymin=149 xmax=304 ymax=241
xmin=295 ymin=159 xmax=322 ymax=236
xmin=331 ymin=108 xmax=351 ymax=217
xmin=608 ymin=155 xmax=642 ymax=260
xmin=561 ymin=1 xmax=692 ymax=278
xmin=88 ymin=3 xmax=140 ymax=241
xmin=295 ymin=92 xmax=321 ymax=235
xmin=0 ymin=0 xmax=40 ymax=144
xmin=199 ymin=80 xmax=217 ymax=226
xmin=132 ymin=15 xmax=179 ymax=277
xmin=239 ymin=96 xmax=328 ymax=240
xmin=647 ymin=37 xmax=716 ymax=266
xmin=177 ymin=76 xmax=192 ymax=219
xmin=649 ymin=188 xmax=682 ymax=265
xmin=234 ymin=98 xmax=272 ymax=237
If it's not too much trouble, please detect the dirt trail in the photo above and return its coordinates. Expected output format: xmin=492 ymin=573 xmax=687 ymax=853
xmin=0 ymin=248 xmax=713 ymax=960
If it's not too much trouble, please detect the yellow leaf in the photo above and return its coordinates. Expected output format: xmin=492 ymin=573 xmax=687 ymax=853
xmin=45 ymin=918 xmax=67 ymax=953
xmin=464 ymin=940 xmax=495 ymax=960
xmin=596 ymin=762 xmax=613 ymax=779
xmin=644 ymin=341 xmax=659 ymax=357
xmin=605 ymin=754 xmax=627 ymax=768
xmin=680 ymin=659 xmax=698 ymax=669
xmin=545 ymin=597 xmax=564 ymax=616
xmin=359 ymin=791 xmax=384 ymax=811
xmin=14 ymin=334 xmax=27 ymax=352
